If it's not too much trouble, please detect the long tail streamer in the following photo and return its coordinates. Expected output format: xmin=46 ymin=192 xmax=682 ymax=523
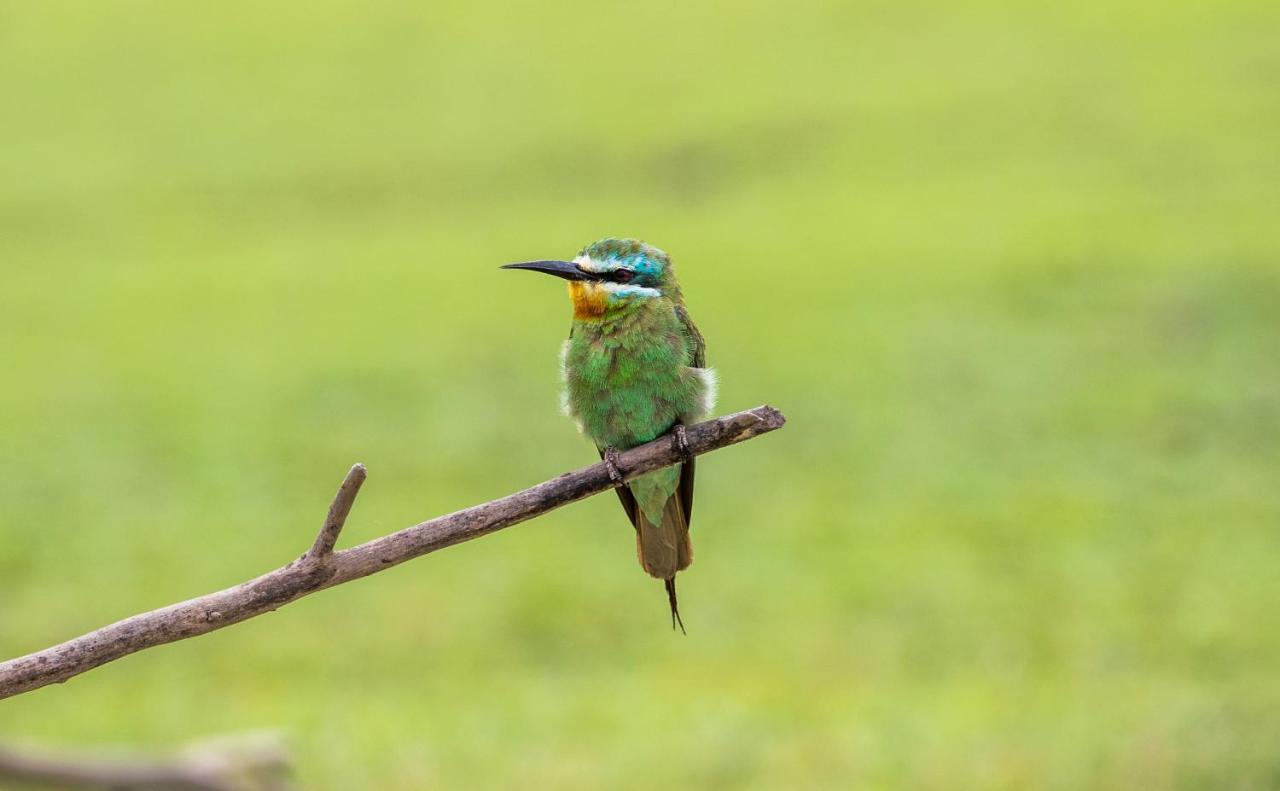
xmin=664 ymin=578 xmax=686 ymax=635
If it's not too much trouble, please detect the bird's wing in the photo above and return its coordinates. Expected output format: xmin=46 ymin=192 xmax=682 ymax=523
xmin=678 ymin=450 xmax=696 ymax=526
xmin=673 ymin=303 xmax=705 ymax=524
xmin=675 ymin=303 xmax=706 ymax=368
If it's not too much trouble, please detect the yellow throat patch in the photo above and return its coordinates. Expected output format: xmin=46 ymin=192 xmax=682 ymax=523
xmin=568 ymin=281 xmax=607 ymax=320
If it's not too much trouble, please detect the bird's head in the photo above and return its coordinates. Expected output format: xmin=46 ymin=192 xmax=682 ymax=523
xmin=502 ymin=237 xmax=679 ymax=320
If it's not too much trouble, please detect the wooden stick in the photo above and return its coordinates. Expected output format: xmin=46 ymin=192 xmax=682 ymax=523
xmin=0 ymin=405 xmax=786 ymax=701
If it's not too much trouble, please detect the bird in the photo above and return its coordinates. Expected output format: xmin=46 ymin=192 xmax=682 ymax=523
xmin=501 ymin=238 xmax=716 ymax=632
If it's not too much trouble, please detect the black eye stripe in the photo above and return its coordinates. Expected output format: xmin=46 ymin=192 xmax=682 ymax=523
xmin=612 ymin=269 xmax=635 ymax=283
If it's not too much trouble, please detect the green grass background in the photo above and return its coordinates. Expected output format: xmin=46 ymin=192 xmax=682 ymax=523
xmin=2 ymin=2 xmax=1278 ymax=788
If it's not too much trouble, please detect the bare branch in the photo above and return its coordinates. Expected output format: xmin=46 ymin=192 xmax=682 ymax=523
xmin=305 ymin=463 xmax=366 ymax=560
xmin=0 ymin=405 xmax=786 ymax=700
xmin=0 ymin=732 xmax=293 ymax=790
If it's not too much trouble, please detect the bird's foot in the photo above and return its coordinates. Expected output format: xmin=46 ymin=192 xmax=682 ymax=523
xmin=602 ymin=446 xmax=625 ymax=485
xmin=672 ymin=424 xmax=693 ymax=462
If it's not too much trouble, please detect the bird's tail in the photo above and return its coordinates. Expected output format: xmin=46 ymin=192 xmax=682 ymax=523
xmin=635 ymin=492 xmax=692 ymax=634
xmin=664 ymin=577 xmax=686 ymax=635
xmin=634 ymin=496 xmax=692 ymax=579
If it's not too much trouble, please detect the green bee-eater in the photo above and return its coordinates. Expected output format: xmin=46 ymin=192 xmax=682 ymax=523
xmin=503 ymin=238 xmax=716 ymax=631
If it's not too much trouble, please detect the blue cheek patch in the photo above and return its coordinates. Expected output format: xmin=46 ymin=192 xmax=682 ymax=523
xmin=607 ymin=284 xmax=661 ymax=301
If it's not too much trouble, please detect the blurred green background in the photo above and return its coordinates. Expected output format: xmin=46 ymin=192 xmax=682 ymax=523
xmin=2 ymin=1 xmax=1278 ymax=788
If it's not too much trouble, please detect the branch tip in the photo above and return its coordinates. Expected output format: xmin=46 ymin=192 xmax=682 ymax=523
xmin=307 ymin=463 xmax=368 ymax=559
xmin=756 ymin=404 xmax=786 ymax=429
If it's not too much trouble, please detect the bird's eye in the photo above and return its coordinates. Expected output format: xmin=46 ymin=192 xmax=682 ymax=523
xmin=613 ymin=269 xmax=634 ymax=283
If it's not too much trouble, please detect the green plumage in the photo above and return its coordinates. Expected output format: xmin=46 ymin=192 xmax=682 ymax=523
xmin=565 ymin=294 xmax=705 ymax=581
xmin=504 ymin=237 xmax=711 ymax=630
xmin=563 ymin=296 xmax=705 ymax=452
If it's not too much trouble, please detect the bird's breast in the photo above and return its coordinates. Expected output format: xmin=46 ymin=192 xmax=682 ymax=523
xmin=563 ymin=321 xmax=696 ymax=449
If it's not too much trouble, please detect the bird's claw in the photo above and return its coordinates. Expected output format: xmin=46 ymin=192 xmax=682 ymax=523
xmin=672 ymin=424 xmax=692 ymax=462
xmin=603 ymin=447 xmax=625 ymax=485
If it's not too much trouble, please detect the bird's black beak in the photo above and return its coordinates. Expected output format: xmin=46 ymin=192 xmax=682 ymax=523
xmin=500 ymin=260 xmax=600 ymax=281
